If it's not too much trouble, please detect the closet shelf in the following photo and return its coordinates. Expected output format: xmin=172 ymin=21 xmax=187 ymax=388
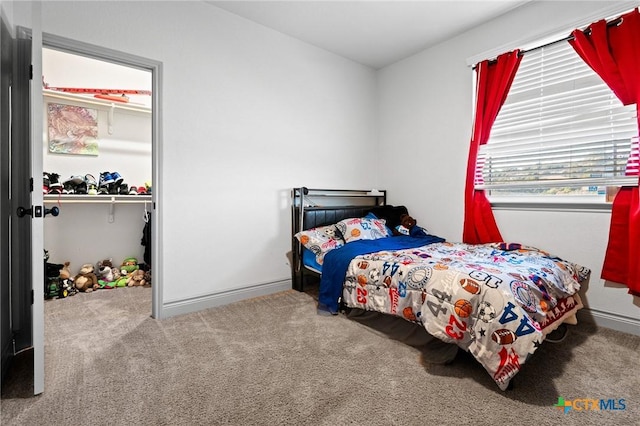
xmin=44 ymin=194 xmax=152 ymax=204
xmin=43 ymin=89 xmax=151 ymax=114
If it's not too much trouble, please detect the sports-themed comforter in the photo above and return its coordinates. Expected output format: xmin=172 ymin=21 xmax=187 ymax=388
xmin=334 ymin=240 xmax=589 ymax=390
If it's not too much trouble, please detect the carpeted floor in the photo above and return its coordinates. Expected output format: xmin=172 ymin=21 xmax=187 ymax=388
xmin=1 ymin=286 xmax=638 ymax=425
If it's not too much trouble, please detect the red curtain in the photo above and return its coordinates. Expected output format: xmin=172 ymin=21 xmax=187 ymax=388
xmin=569 ymin=8 xmax=640 ymax=296
xmin=463 ymin=50 xmax=522 ymax=244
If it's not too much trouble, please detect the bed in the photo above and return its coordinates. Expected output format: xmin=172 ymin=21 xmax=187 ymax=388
xmin=291 ymin=187 xmax=589 ymax=391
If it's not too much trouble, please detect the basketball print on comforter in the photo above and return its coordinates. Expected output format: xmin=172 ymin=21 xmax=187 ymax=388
xmin=341 ymin=241 xmax=588 ymax=390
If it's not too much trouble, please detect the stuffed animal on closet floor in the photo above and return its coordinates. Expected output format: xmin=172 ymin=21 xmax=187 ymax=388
xmin=97 ymin=259 xmax=115 ymax=283
xmin=127 ymin=269 xmax=146 ymax=287
xmin=59 ymin=261 xmax=71 ymax=280
xmin=112 ymin=266 xmax=121 ymax=281
xmin=120 ymin=257 xmax=139 ymax=274
xmin=97 ymin=258 xmax=113 ymax=271
xmin=112 ymin=257 xmax=139 ymax=287
xmin=392 ymin=214 xmax=429 ymax=238
xmin=74 ymin=263 xmax=99 ymax=292
xmin=59 ymin=261 xmax=77 ymax=297
xmin=113 ymin=272 xmax=128 ymax=288
xmin=97 ymin=258 xmax=122 ymax=286
xmin=95 ymin=258 xmax=123 ymax=286
xmin=95 ymin=258 xmax=116 ymax=289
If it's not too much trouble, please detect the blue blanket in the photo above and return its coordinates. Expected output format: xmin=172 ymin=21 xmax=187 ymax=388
xmin=318 ymin=235 xmax=445 ymax=314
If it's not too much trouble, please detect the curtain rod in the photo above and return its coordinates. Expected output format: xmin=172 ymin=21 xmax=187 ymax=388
xmin=519 ymin=16 xmax=623 ymax=57
xmin=476 ymin=15 xmax=624 ymax=68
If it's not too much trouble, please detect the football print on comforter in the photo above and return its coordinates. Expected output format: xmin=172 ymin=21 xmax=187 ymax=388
xmin=341 ymin=242 xmax=589 ymax=390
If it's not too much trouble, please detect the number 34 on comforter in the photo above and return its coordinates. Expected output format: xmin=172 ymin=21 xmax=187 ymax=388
xmin=340 ymin=241 xmax=590 ymax=391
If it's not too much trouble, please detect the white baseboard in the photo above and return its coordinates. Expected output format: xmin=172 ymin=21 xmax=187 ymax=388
xmin=577 ymin=308 xmax=640 ymax=337
xmin=161 ymin=279 xmax=292 ymax=319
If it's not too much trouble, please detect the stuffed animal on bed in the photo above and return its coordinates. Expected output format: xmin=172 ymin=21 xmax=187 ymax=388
xmin=392 ymin=214 xmax=429 ymax=238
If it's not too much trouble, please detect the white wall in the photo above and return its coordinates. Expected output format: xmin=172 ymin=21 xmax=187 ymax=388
xmin=29 ymin=1 xmax=378 ymax=311
xmin=21 ymin=1 xmax=638 ymax=331
xmin=378 ymin=0 xmax=640 ymax=332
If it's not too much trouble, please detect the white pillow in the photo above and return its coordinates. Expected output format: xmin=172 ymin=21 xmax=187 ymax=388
xmin=295 ymin=224 xmax=344 ymax=264
xmin=335 ymin=217 xmax=389 ymax=243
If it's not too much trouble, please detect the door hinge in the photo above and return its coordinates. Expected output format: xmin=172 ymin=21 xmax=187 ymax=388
xmin=29 ymin=64 xmax=33 ymax=80
xmin=31 ymin=289 xmax=34 ymax=305
xmin=30 ymin=177 xmax=33 ymax=192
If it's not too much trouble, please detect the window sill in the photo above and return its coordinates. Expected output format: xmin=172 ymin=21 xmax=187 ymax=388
xmin=490 ymin=198 xmax=612 ymax=213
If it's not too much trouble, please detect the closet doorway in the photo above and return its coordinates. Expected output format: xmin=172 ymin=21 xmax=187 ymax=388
xmin=41 ymin=35 xmax=162 ymax=318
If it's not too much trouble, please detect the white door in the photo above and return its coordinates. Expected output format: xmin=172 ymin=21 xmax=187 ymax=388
xmin=28 ymin=20 xmax=45 ymax=396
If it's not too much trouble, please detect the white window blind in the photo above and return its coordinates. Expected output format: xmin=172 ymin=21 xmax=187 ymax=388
xmin=475 ymin=41 xmax=638 ymax=196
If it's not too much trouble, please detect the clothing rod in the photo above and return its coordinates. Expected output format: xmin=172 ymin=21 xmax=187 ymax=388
xmin=43 ymin=199 xmax=150 ymax=204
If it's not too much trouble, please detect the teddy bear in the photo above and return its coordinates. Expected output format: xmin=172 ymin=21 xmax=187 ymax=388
xmin=59 ymin=261 xmax=70 ymax=279
xmin=392 ymin=213 xmax=429 ymax=238
xmin=112 ymin=267 xmax=121 ymax=282
xmin=74 ymin=263 xmax=99 ymax=292
xmin=127 ymin=269 xmax=146 ymax=287
xmin=58 ymin=261 xmax=76 ymax=297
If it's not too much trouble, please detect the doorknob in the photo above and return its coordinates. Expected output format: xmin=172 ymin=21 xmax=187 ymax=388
xmin=45 ymin=206 xmax=59 ymax=217
xmin=16 ymin=205 xmax=43 ymax=218
xmin=16 ymin=206 xmax=33 ymax=217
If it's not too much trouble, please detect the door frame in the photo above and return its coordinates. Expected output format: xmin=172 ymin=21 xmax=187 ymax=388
xmin=41 ymin=33 xmax=164 ymax=319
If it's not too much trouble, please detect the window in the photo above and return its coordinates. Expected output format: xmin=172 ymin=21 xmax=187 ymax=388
xmin=475 ymin=40 xmax=638 ymax=200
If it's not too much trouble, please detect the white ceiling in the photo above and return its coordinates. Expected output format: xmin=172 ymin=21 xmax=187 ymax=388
xmin=207 ymin=1 xmax=529 ymax=69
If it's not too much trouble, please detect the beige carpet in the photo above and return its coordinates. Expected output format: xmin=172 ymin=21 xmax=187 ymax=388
xmin=1 ymin=287 xmax=638 ymax=426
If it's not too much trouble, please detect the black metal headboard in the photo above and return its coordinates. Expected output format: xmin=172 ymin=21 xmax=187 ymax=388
xmin=290 ymin=187 xmax=407 ymax=291
xmin=303 ymin=206 xmax=377 ymax=230
xmin=301 ymin=205 xmax=408 ymax=231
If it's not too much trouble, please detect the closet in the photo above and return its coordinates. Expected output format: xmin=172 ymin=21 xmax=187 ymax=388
xmin=42 ymin=48 xmax=152 ymax=289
